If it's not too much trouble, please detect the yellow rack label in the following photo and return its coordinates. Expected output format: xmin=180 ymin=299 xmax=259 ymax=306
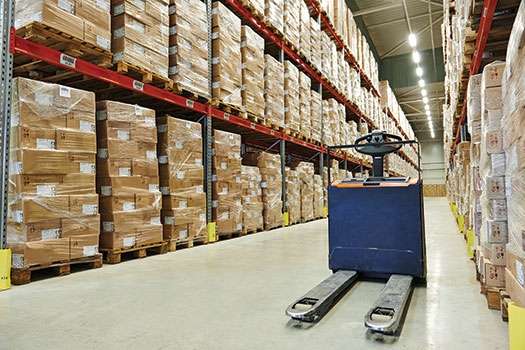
xmin=323 ymin=207 xmax=328 ymax=218
xmin=0 ymin=249 xmax=11 ymax=291
xmin=283 ymin=212 xmax=289 ymax=226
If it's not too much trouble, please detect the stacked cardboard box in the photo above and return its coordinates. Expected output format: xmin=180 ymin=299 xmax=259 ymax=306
xmin=246 ymin=0 xmax=265 ymax=17
xmin=213 ymin=130 xmax=243 ymax=234
xmin=15 ymin=0 xmax=111 ymax=51
xmin=283 ymin=0 xmax=300 ymax=50
xmin=212 ymin=2 xmax=242 ymax=107
xmin=96 ymin=101 xmax=162 ymax=250
xmin=311 ymin=90 xmax=322 ymax=142
xmin=285 ymin=167 xmax=300 ymax=224
xmin=241 ymin=166 xmax=264 ymax=232
xmin=299 ymin=1 xmax=311 ymax=62
xmin=265 ymin=0 xmax=283 ymax=36
xmin=168 ymin=0 xmax=209 ymax=98
xmin=241 ymin=26 xmax=265 ymax=118
xmin=243 ymin=152 xmax=282 ymax=229
xmin=157 ymin=116 xmax=206 ymax=243
xmin=321 ymin=31 xmax=333 ymax=81
xmin=111 ymin=0 xmax=169 ymax=78
xmin=478 ymin=62 xmax=507 ymax=288
xmin=8 ymin=78 xmax=99 ymax=268
xmin=264 ymin=54 xmax=285 ymax=128
xmin=501 ymin=2 xmax=525 ymax=307
xmin=284 ymin=61 xmax=300 ymax=134
xmin=299 ymin=71 xmax=312 ymax=138
xmin=313 ymin=174 xmax=323 ymax=218
xmin=295 ymin=162 xmax=314 ymax=221
xmin=310 ymin=18 xmax=322 ymax=72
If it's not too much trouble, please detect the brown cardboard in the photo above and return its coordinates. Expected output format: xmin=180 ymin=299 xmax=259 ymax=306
xmin=9 ymin=174 xmax=96 ymax=196
xmin=9 ymin=196 xmax=70 ymax=223
xmin=62 ymin=215 xmax=100 ymax=238
xmin=69 ymin=194 xmax=99 ymax=217
xmin=97 ymin=176 xmax=159 ymax=196
xmin=11 ymin=149 xmax=69 ymax=175
xmin=9 ymin=238 xmax=70 ymax=267
xmin=70 ymin=234 xmax=100 ymax=259
xmin=68 ymin=152 xmax=96 ymax=174
xmin=56 ymin=130 xmax=97 ymax=153
xmin=7 ymin=220 xmax=62 ymax=242
xmin=505 ymin=268 xmax=525 ymax=308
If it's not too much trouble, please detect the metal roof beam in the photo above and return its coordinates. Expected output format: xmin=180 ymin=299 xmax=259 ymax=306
xmin=352 ymin=3 xmax=401 ymax=16
xmin=417 ymin=0 xmax=442 ymax=7
xmin=367 ymin=11 xmax=441 ymax=30
xmin=380 ymin=15 xmax=443 ymax=58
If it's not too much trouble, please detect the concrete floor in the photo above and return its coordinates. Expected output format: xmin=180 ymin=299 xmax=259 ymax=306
xmin=0 ymin=198 xmax=508 ymax=349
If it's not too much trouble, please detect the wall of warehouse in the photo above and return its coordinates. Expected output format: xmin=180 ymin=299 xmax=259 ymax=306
xmin=420 ymin=140 xmax=445 ymax=184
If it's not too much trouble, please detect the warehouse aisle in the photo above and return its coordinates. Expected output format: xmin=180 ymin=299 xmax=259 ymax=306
xmin=0 ymin=198 xmax=508 ymax=349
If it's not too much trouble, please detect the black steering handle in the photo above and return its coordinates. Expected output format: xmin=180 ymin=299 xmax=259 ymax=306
xmin=354 ymin=131 xmax=403 ymax=157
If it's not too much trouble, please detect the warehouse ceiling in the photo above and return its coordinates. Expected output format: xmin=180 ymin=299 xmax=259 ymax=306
xmin=347 ymin=0 xmax=445 ymax=141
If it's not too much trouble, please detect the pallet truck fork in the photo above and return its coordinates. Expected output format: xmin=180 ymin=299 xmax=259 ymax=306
xmin=286 ymin=131 xmax=426 ymax=337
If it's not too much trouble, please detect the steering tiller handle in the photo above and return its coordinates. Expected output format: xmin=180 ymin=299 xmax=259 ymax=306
xmin=354 ymin=130 xmax=403 ymax=157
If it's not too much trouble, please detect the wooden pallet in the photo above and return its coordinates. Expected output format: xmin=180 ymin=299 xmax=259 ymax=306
xmin=114 ymin=61 xmax=174 ymax=91
xmin=500 ymin=290 xmax=511 ymax=322
xmin=11 ymin=254 xmax=103 ymax=285
xmin=480 ymin=281 xmax=505 ymax=310
xmin=262 ymin=19 xmax=284 ymax=39
xmin=242 ymin=226 xmax=264 ymax=235
xmin=241 ymin=110 xmax=265 ymax=125
xmin=217 ymin=230 xmax=243 ymax=241
xmin=173 ymin=82 xmax=211 ymax=104
xmin=239 ymin=0 xmax=265 ymax=22
xmin=211 ymin=98 xmax=244 ymax=117
xmin=101 ymin=242 xmax=166 ymax=264
xmin=264 ymin=223 xmax=283 ymax=231
xmin=164 ymin=236 xmax=208 ymax=252
xmin=15 ymin=22 xmax=112 ymax=67
xmin=262 ymin=119 xmax=285 ymax=132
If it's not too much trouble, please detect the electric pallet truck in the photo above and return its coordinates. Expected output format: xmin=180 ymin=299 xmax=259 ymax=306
xmin=286 ymin=130 xmax=426 ymax=337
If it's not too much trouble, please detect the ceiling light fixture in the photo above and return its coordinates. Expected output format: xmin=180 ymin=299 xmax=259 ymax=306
xmin=423 ymin=97 xmax=429 ymax=104
xmin=426 ymin=110 xmax=431 ymax=116
xmin=421 ymin=89 xmax=427 ymax=97
xmin=409 ymin=33 xmax=417 ymax=47
xmin=416 ymin=67 xmax=423 ymax=77
xmin=425 ymin=105 xmax=430 ymax=110
xmin=419 ymin=79 xmax=425 ymax=87
xmin=412 ymin=51 xmax=420 ymax=63
xmin=427 ymin=116 xmax=432 ymax=121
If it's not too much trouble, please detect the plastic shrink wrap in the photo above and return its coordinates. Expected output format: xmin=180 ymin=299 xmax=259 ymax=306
xmin=15 ymin=0 xmax=111 ymax=51
xmin=212 ymin=2 xmax=242 ymax=107
xmin=265 ymin=0 xmax=284 ymax=36
xmin=8 ymin=78 xmax=99 ymax=268
xmin=283 ymin=0 xmax=300 ymax=52
xmin=213 ymin=130 xmax=243 ymax=234
xmin=284 ymin=61 xmax=300 ymax=133
xmin=96 ymin=101 xmax=162 ymax=250
xmin=264 ymin=55 xmax=285 ymax=128
xmin=157 ymin=116 xmax=206 ymax=242
xmin=169 ymin=0 xmax=209 ymax=98
xmin=299 ymin=71 xmax=312 ymax=138
xmin=243 ymin=152 xmax=282 ymax=229
xmin=311 ymin=90 xmax=322 ymax=143
xmin=501 ymin=2 xmax=525 ymax=270
xmin=241 ymin=26 xmax=265 ymax=118
xmin=111 ymin=0 xmax=169 ymax=77
xmin=294 ymin=162 xmax=314 ymax=221
xmin=241 ymin=166 xmax=264 ymax=232
xmin=285 ymin=168 xmax=301 ymax=224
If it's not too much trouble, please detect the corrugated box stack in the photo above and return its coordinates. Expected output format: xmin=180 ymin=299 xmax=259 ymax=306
xmin=241 ymin=166 xmax=264 ymax=233
xmin=111 ymin=0 xmax=169 ymax=78
xmin=243 ymin=152 xmax=282 ymax=229
xmin=157 ymin=116 xmax=206 ymax=244
xmin=295 ymin=162 xmax=314 ymax=221
xmin=466 ymin=74 xmax=483 ymax=242
xmin=264 ymin=0 xmax=283 ymax=36
xmin=310 ymin=17 xmax=322 ymax=73
xmin=501 ymin=2 xmax=525 ymax=308
xmin=285 ymin=167 xmax=300 ymax=224
xmin=284 ymin=61 xmax=300 ymax=134
xmin=299 ymin=1 xmax=311 ymax=62
xmin=283 ymin=0 xmax=300 ymax=50
xmin=299 ymin=71 xmax=312 ymax=138
xmin=241 ymin=26 xmax=265 ymax=118
xmin=313 ymin=174 xmax=323 ymax=219
xmin=478 ymin=62 xmax=507 ymax=290
xmin=8 ymin=78 xmax=99 ymax=268
xmin=213 ymin=130 xmax=243 ymax=234
xmin=15 ymin=0 xmax=111 ymax=51
xmin=311 ymin=90 xmax=322 ymax=143
xmin=264 ymin=54 xmax=285 ymax=129
xmin=321 ymin=31 xmax=334 ymax=81
xmin=96 ymin=101 xmax=162 ymax=250
xmin=212 ymin=2 xmax=242 ymax=107
xmin=168 ymin=0 xmax=209 ymax=98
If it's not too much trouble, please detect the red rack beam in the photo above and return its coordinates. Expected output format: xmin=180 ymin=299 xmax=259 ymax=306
xmin=306 ymin=0 xmax=380 ymax=99
xmin=451 ymin=0 xmax=498 ymax=160
xmin=13 ymin=32 xmax=328 ymax=159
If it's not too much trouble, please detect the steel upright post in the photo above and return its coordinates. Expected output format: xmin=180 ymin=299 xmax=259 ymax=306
xmin=0 ymin=0 xmax=15 ymax=249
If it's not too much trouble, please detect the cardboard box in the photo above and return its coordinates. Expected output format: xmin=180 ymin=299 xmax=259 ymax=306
xmin=97 ymin=176 xmax=159 ymax=196
xmin=69 ymin=234 xmax=99 ymax=260
xmin=9 ymin=174 xmax=96 ymax=196
xmin=505 ymin=268 xmax=525 ymax=308
xmin=9 ymin=238 xmax=70 ymax=268
xmin=484 ymin=258 xmax=506 ymax=287
xmin=62 ymin=215 xmax=100 ymax=238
